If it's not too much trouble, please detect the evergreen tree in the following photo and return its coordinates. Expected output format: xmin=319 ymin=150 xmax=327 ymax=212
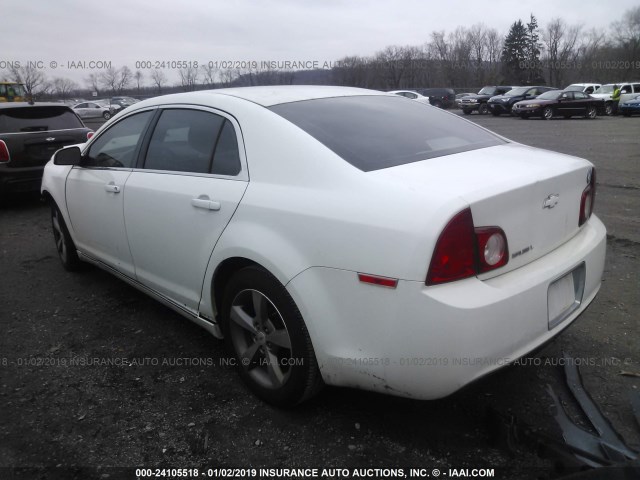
xmin=501 ymin=20 xmax=528 ymax=83
xmin=525 ymin=14 xmax=544 ymax=83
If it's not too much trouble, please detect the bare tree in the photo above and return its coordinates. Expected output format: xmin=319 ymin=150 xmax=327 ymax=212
xmin=200 ymin=63 xmax=217 ymax=88
xmin=469 ymin=24 xmax=487 ymax=84
xmin=331 ymin=56 xmax=369 ymax=87
xmin=543 ymin=19 xmax=581 ymax=86
xmin=218 ymin=68 xmax=239 ymax=87
xmin=485 ymin=28 xmax=503 ymax=83
xmin=52 ymin=77 xmax=78 ymax=100
xmin=611 ymin=6 xmax=640 ymax=76
xmin=99 ymin=66 xmax=119 ymax=94
xmin=9 ymin=64 xmax=46 ymax=96
xmin=117 ymin=66 xmax=133 ymax=94
xmin=134 ymin=70 xmax=144 ymax=94
xmin=85 ymin=73 xmax=100 ymax=95
xmin=178 ymin=67 xmax=199 ymax=91
xmin=150 ymin=69 xmax=167 ymax=93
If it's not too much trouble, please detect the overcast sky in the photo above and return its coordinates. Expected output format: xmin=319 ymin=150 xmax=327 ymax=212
xmin=2 ymin=0 xmax=638 ymax=86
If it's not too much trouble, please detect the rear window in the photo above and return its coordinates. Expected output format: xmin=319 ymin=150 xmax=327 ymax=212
xmin=0 ymin=106 xmax=84 ymax=133
xmin=269 ymin=95 xmax=505 ymax=171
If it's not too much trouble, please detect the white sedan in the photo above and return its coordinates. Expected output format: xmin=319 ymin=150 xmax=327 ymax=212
xmin=388 ymin=89 xmax=431 ymax=105
xmin=42 ymin=86 xmax=606 ymax=406
xmin=71 ymin=101 xmax=115 ymax=120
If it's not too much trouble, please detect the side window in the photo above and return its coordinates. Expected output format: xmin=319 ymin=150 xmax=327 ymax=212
xmin=561 ymin=92 xmax=573 ymax=99
xmin=620 ymin=85 xmax=631 ymax=94
xmin=76 ymin=103 xmax=88 ymax=108
xmin=144 ymin=109 xmax=224 ymax=174
xmin=212 ymin=120 xmax=241 ymax=176
xmin=85 ymin=111 xmax=153 ymax=168
xmin=576 ymin=92 xmax=588 ymax=99
xmin=585 ymin=86 xmax=594 ymax=94
xmin=632 ymin=84 xmax=640 ymax=93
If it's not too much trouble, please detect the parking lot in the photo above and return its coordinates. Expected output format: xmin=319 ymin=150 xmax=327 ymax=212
xmin=0 ymin=113 xmax=638 ymax=479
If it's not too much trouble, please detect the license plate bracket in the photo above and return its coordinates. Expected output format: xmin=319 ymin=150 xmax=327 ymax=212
xmin=548 ymin=263 xmax=586 ymax=330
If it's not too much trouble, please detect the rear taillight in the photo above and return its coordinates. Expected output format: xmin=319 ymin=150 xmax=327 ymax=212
xmin=87 ymin=131 xmax=94 ymax=140
xmin=579 ymin=168 xmax=596 ymax=226
xmin=426 ymin=208 xmax=476 ymax=285
xmin=475 ymin=227 xmax=508 ymax=273
xmin=0 ymin=140 xmax=10 ymax=163
xmin=426 ymin=208 xmax=509 ymax=285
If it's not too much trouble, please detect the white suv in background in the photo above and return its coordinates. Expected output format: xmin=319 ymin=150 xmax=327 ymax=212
xmin=564 ymin=83 xmax=602 ymax=95
xmin=592 ymin=82 xmax=640 ymax=115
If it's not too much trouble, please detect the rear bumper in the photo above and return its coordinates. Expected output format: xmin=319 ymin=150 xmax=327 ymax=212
xmin=287 ymin=215 xmax=606 ymax=400
xmin=0 ymin=165 xmax=45 ymax=193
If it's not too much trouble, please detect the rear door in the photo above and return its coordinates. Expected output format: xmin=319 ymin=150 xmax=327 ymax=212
xmin=572 ymin=92 xmax=591 ymax=114
xmin=123 ymin=106 xmax=248 ymax=311
xmin=65 ymin=109 xmax=155 ymax=276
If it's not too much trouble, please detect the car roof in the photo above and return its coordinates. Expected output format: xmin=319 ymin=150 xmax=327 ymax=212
xmin=0 ymin=102 xmax=72 ymax=110
xmin=140 ymin=86 xmax=389 ymax=108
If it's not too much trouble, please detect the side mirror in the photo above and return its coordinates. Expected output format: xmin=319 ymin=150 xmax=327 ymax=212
xmin=53 ymin=146 xmax=82 ymax=166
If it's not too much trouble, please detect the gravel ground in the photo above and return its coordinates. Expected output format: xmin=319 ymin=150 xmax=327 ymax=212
xmin=0 ymin=113 xmax=638 ymax=480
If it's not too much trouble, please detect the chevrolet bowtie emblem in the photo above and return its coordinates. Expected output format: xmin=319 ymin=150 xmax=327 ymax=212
xmin=543 ymin=194 xmax=560 ymax=209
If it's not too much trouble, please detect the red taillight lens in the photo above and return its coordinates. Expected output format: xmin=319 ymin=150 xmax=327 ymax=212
xmin=426 ymin=208 xmax=509 ymax=285
xmin=475 ymin=227 xmax=509 ymax=273
xmin=0 ymin=140 xmax=10 ymax=163
xmin=87 ymin=131 xmax=94 ymax=140
xmin=426 ymin=208 xmax=476 ymax=285
xmin=579 ymin=168 xmax=596 ymax=226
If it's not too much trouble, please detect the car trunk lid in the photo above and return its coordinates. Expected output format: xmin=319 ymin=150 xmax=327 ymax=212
xmin=371 ymin=143 xmax=593 ymax=278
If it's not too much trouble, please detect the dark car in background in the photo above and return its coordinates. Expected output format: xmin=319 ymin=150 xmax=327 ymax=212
xmin=459 ymin=86 xmax=514 ymax=115
xmin=416 ymin=88 xmax=456 ymax=108
xmin=512 ymin=90 xmax=602 ymax=119
xmin=488 ymin=86 xmax=556 ymax=116
xmin=0 ymin=103 xmax=92 ymax=193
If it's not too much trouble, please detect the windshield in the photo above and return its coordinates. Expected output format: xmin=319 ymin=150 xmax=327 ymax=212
xmin=537 ymin=91 xmax=563 ymax=100
xmin=270 ymin=95 xmax=505 ymax=172
xmin=0 ymin=83 xmax=26 ymax=98
xmin=505 ymin=87 xmax=529 ymax=97
xmin=478 ymin=87 xmax=497 ymax=95
xmin=595 ymin=85 xmax=614 ymax=94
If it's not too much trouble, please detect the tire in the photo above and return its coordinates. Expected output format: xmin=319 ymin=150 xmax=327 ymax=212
xmin=478 ymin=103 xmax=489 ymax=115
xmin=432 ymin=100 xmax=443 ymax=108
xmin=103 ymin=111 xmax=111 ymax=120
xmin=221 ymin=266 xmax=322 ymax=407
xmin=542 ymin=107 xmax=553 ymax=120
xmin=586 ymin=106 xmax=597 ymax=119
xmin=462 ymin=109 xmax=471 ymax=115
xmin=51 ymin=205 xmax=82 ymax=271
xmin=604 ymin=102 xmax=613 ymax=116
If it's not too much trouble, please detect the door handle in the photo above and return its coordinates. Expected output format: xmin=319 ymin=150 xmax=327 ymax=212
xmin=104 ymin=183 xmax=121 ymax=193
xmin=191 ymin=197 xmax=221 ymax=211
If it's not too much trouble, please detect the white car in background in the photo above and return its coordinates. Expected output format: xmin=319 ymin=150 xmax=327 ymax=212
xmin=41 ymin=86 xmax=606 ymax=406
xmin=388 ymin=89 xmax=430 ymax=104
xmin=72 ymin=101 xmax=115 ymax=120
xmin=592 ymin=82 xmax=640 ymax=115
xmin=564 ymin=83 xmax=602 ymax=95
